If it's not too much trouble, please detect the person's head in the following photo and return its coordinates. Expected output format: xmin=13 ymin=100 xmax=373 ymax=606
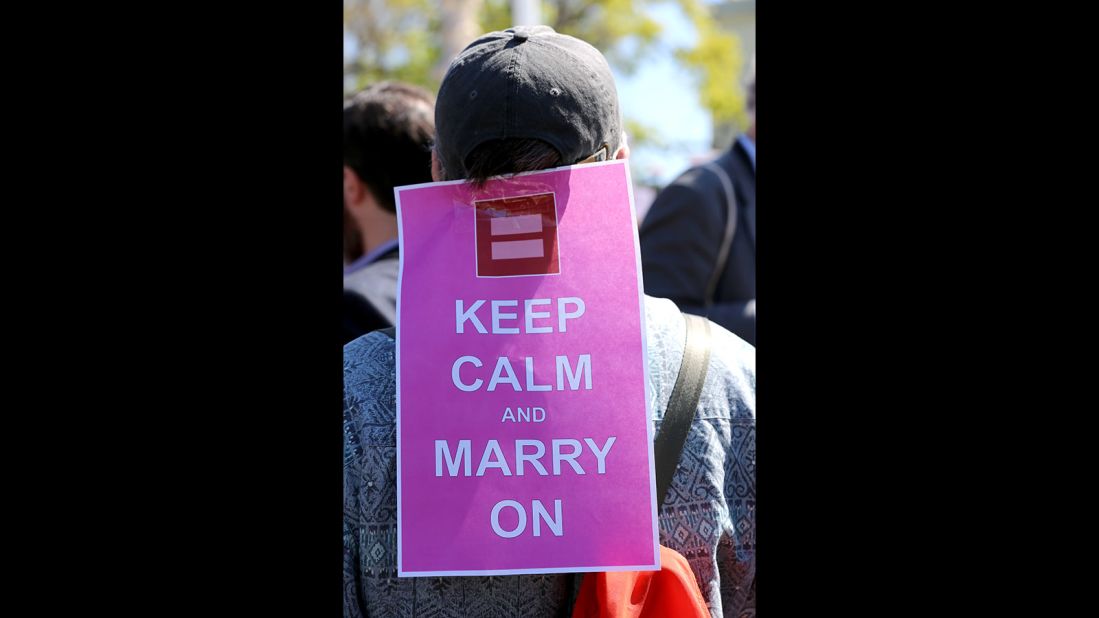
xmin=432 ymin=26 xmax=628 ymax=186
xmin=343 ymin=81 xmax=435 ymax=261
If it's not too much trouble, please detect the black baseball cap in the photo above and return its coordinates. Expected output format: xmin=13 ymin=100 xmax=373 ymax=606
xmin=434 ymin=25 xmax=622 ymax=180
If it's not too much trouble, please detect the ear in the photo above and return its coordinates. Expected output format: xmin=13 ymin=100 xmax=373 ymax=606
xmin=344 ymin=166 xmax=365 ymax=207
xmin=614 ymin=132 xmax=630 ymax=160
xmin=431 ymin=149 xmax=443 ymax=182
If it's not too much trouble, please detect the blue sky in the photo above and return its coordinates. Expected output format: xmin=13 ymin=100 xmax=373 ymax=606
xmin=612 ymin=2 xmax=712 ymax=186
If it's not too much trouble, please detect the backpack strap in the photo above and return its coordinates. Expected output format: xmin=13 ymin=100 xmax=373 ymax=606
xmin=653 ymin=312 xmax=712 ymax=510
xmin=700 ymin=162 xmax=739 ymax=309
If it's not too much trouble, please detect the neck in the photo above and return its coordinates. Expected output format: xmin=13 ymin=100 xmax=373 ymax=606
xmin=360 ymin=212 xmax=399 ymax=257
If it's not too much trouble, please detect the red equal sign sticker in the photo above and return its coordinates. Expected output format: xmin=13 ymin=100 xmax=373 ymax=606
xmin=474 ymin=192 xmax=560 ymax=277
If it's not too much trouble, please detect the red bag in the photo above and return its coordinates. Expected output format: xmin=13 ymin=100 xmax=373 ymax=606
xmin=572 ymin=545 xmax=710 ymax=618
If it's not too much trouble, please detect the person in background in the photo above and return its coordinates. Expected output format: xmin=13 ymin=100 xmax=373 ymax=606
xmin=343 ymin=81 xmax=435 ymax=343
xmin=639 ymin=63 xmax=756 ymax=345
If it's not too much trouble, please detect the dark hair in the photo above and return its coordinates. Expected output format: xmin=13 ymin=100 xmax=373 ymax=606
xmin=446 ymin=138 xmax=564 ymax=187
xmin=343 ymin=81 xmax=435 ymax=213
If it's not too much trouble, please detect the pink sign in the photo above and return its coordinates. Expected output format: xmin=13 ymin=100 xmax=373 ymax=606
xmin=394 ymin=160 xmax=658 ymax=576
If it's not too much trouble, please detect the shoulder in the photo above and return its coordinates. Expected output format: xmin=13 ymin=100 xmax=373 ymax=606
xmin=702 ymin=321 xmax=756 ymax=423
xmin=641 ymin=170 xmax=725 ymax=234
xmin=718 ymin=143 xmax=754 ymax=186
xmin=344 ymin=331 xmax=397 ymax=446
xmin=345 ymin=330 xmax=395 ymax=379
xmin=643 ymin=295 xmax=755 ymax=423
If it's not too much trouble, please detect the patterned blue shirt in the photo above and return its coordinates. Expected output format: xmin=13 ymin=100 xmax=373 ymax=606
xmin=345 ymin=296 xmax=755 ymax=617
